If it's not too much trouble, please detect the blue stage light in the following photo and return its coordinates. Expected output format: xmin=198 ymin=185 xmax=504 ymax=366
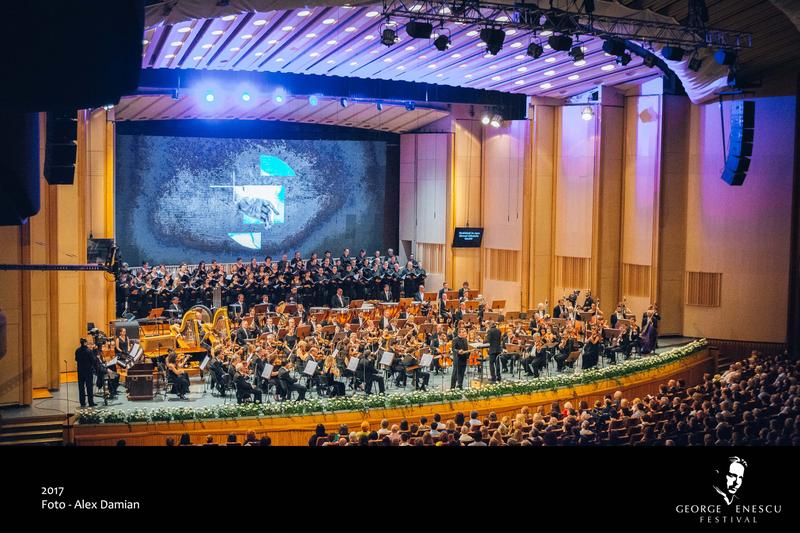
xmin=204 ymin=90 xmax=215 ymax=103
xmin=241 ymin=91 xmax=251 ymax=102
xmin=405 ymin=101 xmax=415 ymax=111
xmin=273 ymin=89 xmax=286 ymax=104
xmin=340 ymin=97 xmax=349 ymax=108
xmin=308 ymin=95 xmax=319 ymax=106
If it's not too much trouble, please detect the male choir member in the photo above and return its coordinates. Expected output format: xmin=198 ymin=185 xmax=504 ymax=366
xmin=379 ymin=284 xmax=394 ymax=303
xmin=413 ymin=284 xmax=426 ymax=302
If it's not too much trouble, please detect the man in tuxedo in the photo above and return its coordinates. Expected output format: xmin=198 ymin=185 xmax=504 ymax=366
xmin=413 ymin=284 xmax=426 ymax=303
xmin=75 ymin=338 xmax=97 ymax=407
xmin=437 ymin=281 xmax=449 ymax=300
xmin=486 ymin=321 xmax=502 ymax=382
xmin=553 ymin=298 xmax=567 ymax=319
xmin=234 ymin=320 xmax=249 ymax=347
xmin=361 ymin=352 xmax=385 ymax=395
xmin=438 ymin=292 xmax=451 ymax=322
xmin=234 ymin=363 xmax=262 ymax=403
xmin=582 ymin=290 xmax=595 ymax=311
xmin=379 ymin=309 xmax=394 ymax=331
xmin=451 ymin=327 xmax=470 ymax=390
xmin=452 ymin=302 xmax=467 ymax=329
xmin=458 ymin=281 xmax=470 ymax=301
xmin=379 ymin=284 xmax=394 ymax=303
xmin=330 ymin=287 xmax=347 ymax=309
xmin=167 ymin=296 xmax=183 ymax=323
xmin=231 ymin=293 xmax=248 ymax=318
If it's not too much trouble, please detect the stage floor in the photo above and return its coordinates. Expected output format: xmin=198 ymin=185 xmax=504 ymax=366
xmin=0 ymin=337 xmax=696 ymax=420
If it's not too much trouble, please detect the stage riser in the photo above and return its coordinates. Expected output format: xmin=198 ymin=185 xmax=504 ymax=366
xmin=71 ymin=349 xmax=713 ymax=446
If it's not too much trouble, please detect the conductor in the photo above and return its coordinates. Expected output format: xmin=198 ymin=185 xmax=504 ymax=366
xmin=451 ymin=327 xmax=470 ymax=390
xmin=75 ymin=338 xmax=96 ymax=407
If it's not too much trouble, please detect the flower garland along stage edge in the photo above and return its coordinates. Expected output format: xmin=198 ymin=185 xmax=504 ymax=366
xmin=76 ymin=339 xmax=708 ymax=425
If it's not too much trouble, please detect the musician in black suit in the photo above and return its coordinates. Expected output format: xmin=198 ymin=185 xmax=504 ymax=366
xmin=437 ymin=281 xmax=449 ymax=300
xmin=234 ymin=321 xmax=249 ymax=347
xmin=379 ymin=309 xmax=395 ymax=331
xmin=379 ymin=284 xmax=394 ymax=303
xmin=552 ymin=299 xmax=567 ymax=319
xmin=167 ymin=296 xmax=183 ymax=322
xmin=438 ymin=292 xmax=451 ymax=322
xmin=451 ymin=327 xmax=470 ymax=389
xmin=234 ymin=364 xmax=262 ymax=403
xmin=582 ymin=291 xmax=595 ymax=311
xmin=361 ymin=352 xmax=385 ymax=395
xmin=75 ymin=338 xmax=96 ymax=407
xmin=486 ymin=322 xmax=502 ymax=382
xmin=413 ymin=284 xmax=426 ymax=302
xmin=231 ymin=293 xmax=248 ymax=318
xmin=458 ymin=281 xmax=470 ymax=301
xmin=330 ymin=287 xmax=347 ymax=309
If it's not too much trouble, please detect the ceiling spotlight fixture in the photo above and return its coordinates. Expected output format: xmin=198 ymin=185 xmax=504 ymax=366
xmin=616 ymin=53 xmax=632 ymax=66
xmin=568 ymin=45 xmax=585 ymax=62
xmin=490 ymin=114 xmax=502 ymax=128
xmin=405 ymin=101 xmax=416 ymax=111
xmin=547 ymin=34 xmax=572 ymax=52
xmin=602 ymin=38 xmax=626 ymax=56
xmin=481 ymin=114 xmax=491 ymax=125
xmin=480 ymin=27 xmax=506 ymax=55
xmin=376 ymin=101 xmax=384 ymax=111
xmin=204 ymin=90 xmax=215 ymax=103
xmin=102 ymin=103 xmax=114 ymax=111
xmin=581 ymin=106 xmax=594 ymax=121
xmin=273 ymin=91 xmax=285 ymax=104
xmin=308 ymin=95 xmax=319 ymax=106
xmin=241 ymin=91 xmax=251 ymax=102
xmin=643 ymin=52 xmax=657 ymax=68
xmin=381 ymin=27 xmax=398 ymax=46
xmin=526 ymin=42 xmax=543 ymax=59
xmin=688 ymin=54 xmax=703 ymax=71
xmin=340 ymin=97 xmax=349 ymax=108
xmin=661 ymin=46 xmax=685 ymax=61
xmin=434 ymin=33 xmax=451 ymax=51
xmin=406 ymin=20 xmax=433 ymax=39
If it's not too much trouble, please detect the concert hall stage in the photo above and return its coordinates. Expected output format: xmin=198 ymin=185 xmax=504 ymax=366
xmin=50 ymin=337 xmax=713 ymax=446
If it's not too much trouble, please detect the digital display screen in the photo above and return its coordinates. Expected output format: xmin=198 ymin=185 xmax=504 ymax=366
xmin=452 ymin=227 xmax=484 ymax=247
xmin=115 ymin=134 xmax=393 ymax=265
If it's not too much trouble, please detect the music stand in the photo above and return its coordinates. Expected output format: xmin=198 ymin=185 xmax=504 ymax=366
xmin=297 ymin=325 xmax=312 ymax=339
xmin=349 ymin=299 xmax=364 ymax=309
xmin=491 ymin=300 xmax=506 ymax=311
xmin=424 ymin=292 xmax=437 ymax=302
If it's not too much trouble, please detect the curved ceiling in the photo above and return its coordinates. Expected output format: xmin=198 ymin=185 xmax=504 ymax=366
xmin=141 ymin=1 xmax=797 ymax=105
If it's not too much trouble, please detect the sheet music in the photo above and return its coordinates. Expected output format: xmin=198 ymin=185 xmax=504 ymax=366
xmin=303 ymin=360 xmax=318 ymax=376
xmin=419 ymin=353 xmax=433 ymax=368
xmin=346 ymin=357 xmax=360 ymax=372
xmin=380 ymin=351 xmax=394 ymax=366
xmin=261 ymin=363 xmax=274 ymax=379
xmin=106 ymin=357 xmax=118 ymax=367
xmin=331 ymin=349 xmax=339 ymax=360
xmin=199 ymin=355 xmax=210 ymax=370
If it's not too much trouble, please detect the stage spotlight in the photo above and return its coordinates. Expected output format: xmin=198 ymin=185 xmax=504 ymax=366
xmin=481 ymin=114 xmax=491 ymax=125
xmin=616 ymin=53 xmax=632 ymax=66
xmin=405 ymin=101 xmax=416 ymax=111
xmin=548 ymin=34 xmax=572 ymax=52
xmin=272 ymin=90 xmax=285 ymax=104
xmin=581 ymin=106 xmax=594 ymax=121
xmin=381 ymin=28 xmax=398 ymax=47
xmin=714 ymin=49 xmax=737 ymax=65
xmin=340 ymin=97 xmax=349 ymax=108
xmin=661 ymin=46 xmax=684 ymax=61
xmin=204 ymin=90 xmax=215 ymax=103
xmin=480 ymin=28 xmax=506 ymax=55
xmin=102 ymin=103 xmax=114 ymax=111
xmin=688 ymin=54 xmax=703 ymax=72
xmin=569 ymin=45 xmax=585 ymax=62
xmin=602 ymin=38 xmax=626 ymax=57
xmin=434 ymin=34 xmax=451 ymax=51
xmin=241 ymin=91 xmax=251 ymax=102
xmin=490 ymin=114 xmax=502 ymax=128
xmin=527 ymin=42 xmax=543 ymax=59
xmin=308 ymin=94 xmax=319 ymax=106
xmin=376 ymin=101 xmax=384 ymax=111
xmin=643 ymin=52 xmax=657 ymax=68
xmin=406 ymin=20 xmax=433 ymax=39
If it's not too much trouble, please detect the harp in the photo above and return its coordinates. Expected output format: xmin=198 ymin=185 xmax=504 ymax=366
xmin=170 ymin=305 xmax=212 ymax=349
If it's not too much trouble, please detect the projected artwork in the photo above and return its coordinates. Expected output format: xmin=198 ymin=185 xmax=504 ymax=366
xmin=115 ymin=135 xmax=391 ymax=265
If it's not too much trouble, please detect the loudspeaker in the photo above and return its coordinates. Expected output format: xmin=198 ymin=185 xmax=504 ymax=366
xmin=0 ymin=112 xmax=40 ymax=224
xmin=405 ymin=21 xmax=433 ymax=39
xmin=721 ymin=100 xmax=755 ymax=186
xmin=44 ymin=110 xmax=77 ymax=185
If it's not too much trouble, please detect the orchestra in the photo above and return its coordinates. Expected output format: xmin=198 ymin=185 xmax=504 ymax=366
xmin=97 ymin=250 xmax=653 ymax=406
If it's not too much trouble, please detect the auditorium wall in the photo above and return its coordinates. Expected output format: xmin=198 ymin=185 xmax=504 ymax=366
xmin=0 ymin=110 xmax=114 ymax=406
xmin=682 ymin=82 xmax=796 ymax=343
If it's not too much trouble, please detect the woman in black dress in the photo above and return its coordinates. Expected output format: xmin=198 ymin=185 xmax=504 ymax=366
xmin=166 ymin=351 xmax=190 ymax=399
